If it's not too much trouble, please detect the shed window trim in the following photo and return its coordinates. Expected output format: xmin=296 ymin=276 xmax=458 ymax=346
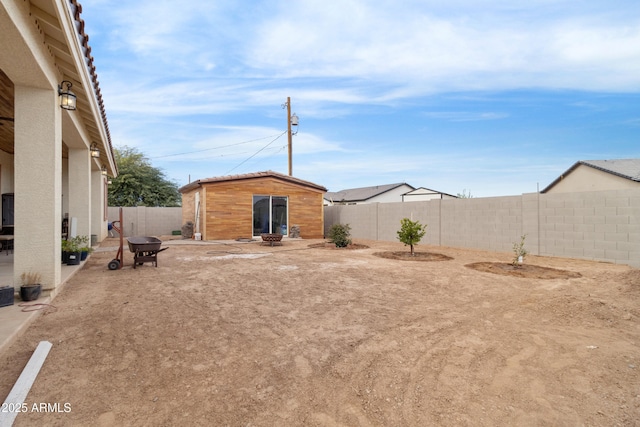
xmin=252 ymin=195 xmax=288 ymax=236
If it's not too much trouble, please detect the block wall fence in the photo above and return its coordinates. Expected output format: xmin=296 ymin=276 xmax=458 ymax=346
xmin=105 ymin=189 xmax=639 ymax=268
xmin=324 ymin=189 xmax=640 ymax=268
xmin=107 ymin=207 xmax=182 ymax=238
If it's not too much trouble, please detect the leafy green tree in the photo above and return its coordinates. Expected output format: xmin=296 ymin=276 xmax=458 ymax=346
xmin=108 ymin=146 xmax=181 ymax=207
xmin=397 ymin=218 xmax=427 ymax=255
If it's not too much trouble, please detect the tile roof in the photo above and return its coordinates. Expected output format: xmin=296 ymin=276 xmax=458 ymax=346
xmin=179 ymin=170 xmax=327 ymax=193
xmin=581 ymin=159 xmax=640 ymax=181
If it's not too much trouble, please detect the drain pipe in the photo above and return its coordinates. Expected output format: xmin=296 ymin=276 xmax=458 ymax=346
xmin=0 ymin=341 xmax=53 ymax=426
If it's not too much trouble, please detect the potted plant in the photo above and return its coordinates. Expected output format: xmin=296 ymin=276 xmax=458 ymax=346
xmin=76 ymin=235 xmax=92 ymax=261
xmin=20 ymin=272 xmax=42 ymax=301
xmin=66 ymin=236 xmax=82 ymax=265
xmin=61 ymin=238 xmax=72 ymax=264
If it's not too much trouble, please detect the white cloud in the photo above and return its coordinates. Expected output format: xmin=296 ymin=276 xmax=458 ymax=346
xmin=80 ymin=0 xmax=640 ymax=197
xmin=91 ymin=0 xmax=640 ymax=120
xmin=245 ymin=1 xmax=640 ymax=93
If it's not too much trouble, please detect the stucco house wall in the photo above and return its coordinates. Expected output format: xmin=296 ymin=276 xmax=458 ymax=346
xmin=364 ymin=184 xmax=415 ymax=204
xmin=1 ymin=0 xmax=116 ymax=293
xmin=401 ymin=187 xmax=457 ymax=202
xmin=545 ymin=164 xmax=640 ymax=193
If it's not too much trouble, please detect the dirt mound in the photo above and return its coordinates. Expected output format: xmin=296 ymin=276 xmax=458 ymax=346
xmin=465 ymin=261 xmax=582 ymax=279
xmin=308 ymin=242 xmax=369 ymax=250
xmin=372 ymin=251 xmax=453 ymax=261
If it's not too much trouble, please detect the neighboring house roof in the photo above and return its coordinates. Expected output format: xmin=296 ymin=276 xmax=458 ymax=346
xmin=325 ymin=183 xmax=415 ymax=203
xmin=402 ymin=187 xmax=458 ymax=198
xmin=179 ymin=170 xmax=327 ymax=193
xmin=542 ymin=159 xmax=640 ymax=193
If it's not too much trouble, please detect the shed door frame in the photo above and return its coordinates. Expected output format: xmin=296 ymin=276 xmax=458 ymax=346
xmin=252 ymin=195 xmax=288 ymax=236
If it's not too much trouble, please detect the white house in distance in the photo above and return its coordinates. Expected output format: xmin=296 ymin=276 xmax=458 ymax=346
xmin=324 ymin=183 xmax=415 ymax=205
xmin=1 ymin=0 xmax=117 ymax=293
xmin=324 ymin=183 xmax=456 ymax=205
xmin=401 ymin=187 xmax=457 ymax=202
xmin=542 ymin=159 xmax=640 ymax=193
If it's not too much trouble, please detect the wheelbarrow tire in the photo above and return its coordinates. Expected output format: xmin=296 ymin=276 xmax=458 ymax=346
xmin=108 ymin=259 xmax=120 ymax=270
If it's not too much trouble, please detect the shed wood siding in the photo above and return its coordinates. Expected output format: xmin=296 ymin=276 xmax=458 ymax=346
xmin=190 ymin=177 xmax=324 ymax=240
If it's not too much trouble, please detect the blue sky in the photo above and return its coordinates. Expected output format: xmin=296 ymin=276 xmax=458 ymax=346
xmin=81 ymin=0 xmax=640 ymax=197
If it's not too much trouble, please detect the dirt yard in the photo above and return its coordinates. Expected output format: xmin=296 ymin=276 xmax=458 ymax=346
xmin=1 ymin=237 xmax=638 ymax=426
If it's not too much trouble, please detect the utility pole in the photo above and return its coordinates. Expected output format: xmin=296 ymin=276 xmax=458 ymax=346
xmin=286 ymin=97 xmax=293 ymax=176
xmin=284 ymin=97 xmax=298 ymax=176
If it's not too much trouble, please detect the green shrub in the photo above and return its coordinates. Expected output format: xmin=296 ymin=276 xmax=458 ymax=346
xmin=328 ymin=223 xmax=352 ymax=248
xmin=397 ymin=218 xmax=427 ymax=255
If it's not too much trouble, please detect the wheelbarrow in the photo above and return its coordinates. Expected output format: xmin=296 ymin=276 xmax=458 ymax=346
xmin=108 ymin=207 xmax=124 ymax=270
xmin=126 ymin=236 xmax=168 ymax=268
xmin=107 ymin=207 xmax=168 ymax=270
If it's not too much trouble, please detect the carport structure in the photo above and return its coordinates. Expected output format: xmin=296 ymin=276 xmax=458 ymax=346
xmin=0 ymin=0 xmax=116 ymax=294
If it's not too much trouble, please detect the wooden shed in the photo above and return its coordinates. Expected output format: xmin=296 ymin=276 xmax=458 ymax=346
xmin=179 ymin=171 xmax=327 ymax=240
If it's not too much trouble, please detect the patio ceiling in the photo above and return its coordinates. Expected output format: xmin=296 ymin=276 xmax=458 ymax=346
xmin=0 ymin=0 xmax=114 ymax=171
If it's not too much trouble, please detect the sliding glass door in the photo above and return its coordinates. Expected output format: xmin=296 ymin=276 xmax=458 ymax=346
xmin=253 ymin=195 xmax=288 ymax=236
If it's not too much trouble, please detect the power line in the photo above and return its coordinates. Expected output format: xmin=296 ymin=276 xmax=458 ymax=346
xmin=225 ymin=131 xmax=287 ymax=175
xmin=151 ymin=133 xmax=286 ymax=159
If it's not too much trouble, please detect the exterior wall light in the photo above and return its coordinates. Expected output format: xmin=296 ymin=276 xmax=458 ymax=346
xmin=58 ymin=80 xmax=77 ymax=110
xmin=101 ymin=165 xmax=108 ymax=176
xmin=90 ymin=143 xmax=100 ymax=158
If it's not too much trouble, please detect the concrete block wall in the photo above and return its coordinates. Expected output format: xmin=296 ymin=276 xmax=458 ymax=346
xmin=537 ymin=189 xmax=639 ymax=266
xmin=440 ymin=196 xmax=524 ymax=252
xmin=324 ymin=189 xmax=640 ymax=268
xmin=107 ymin=207 xmax=182 ymax=237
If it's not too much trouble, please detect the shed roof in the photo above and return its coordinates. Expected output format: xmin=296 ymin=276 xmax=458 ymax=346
xmin=541 ymin=159 xmax=640 ymax=193
xmin=179 ymin=170 xmax=327 ymax=193
xmin=325 ymin=183 xmax=414 ymax=203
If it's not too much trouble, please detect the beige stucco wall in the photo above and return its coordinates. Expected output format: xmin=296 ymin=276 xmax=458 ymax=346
xmin=1 ymin=0 xmax=116 ymax=294
xmin=325 ymin=189 xmax=640 ymax=268
xmin=547 ymin=165 xmax=640 ymax=193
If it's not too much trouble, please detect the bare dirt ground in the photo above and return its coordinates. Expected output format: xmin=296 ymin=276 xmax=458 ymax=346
xmin=1 ymin=237 xmax=639 ymax=426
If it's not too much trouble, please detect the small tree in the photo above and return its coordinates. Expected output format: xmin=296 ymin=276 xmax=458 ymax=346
xmin=457 ymin=189 xmax=474 ymax=198
xmin=327 ymin=223 xmax=352 ymax=248
xmin=397 ymin=218 xmax=427 ymax=256
xmin=512 ymin=234 xmax=528 ymax=267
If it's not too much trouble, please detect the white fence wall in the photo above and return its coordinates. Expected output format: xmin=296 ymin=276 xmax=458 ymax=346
xmin=324 ymin=189 xmax=640 ymax=268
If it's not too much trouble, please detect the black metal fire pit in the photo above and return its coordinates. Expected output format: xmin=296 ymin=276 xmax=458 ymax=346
xmin=126 ymin=236 xmax=168 ymax=268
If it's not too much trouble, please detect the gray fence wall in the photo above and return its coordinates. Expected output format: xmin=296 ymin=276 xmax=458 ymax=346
xmin=107 ymin=207 xmax=182 ymax=237
xmin=324 ymin=189 xmax=640 ymax=268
